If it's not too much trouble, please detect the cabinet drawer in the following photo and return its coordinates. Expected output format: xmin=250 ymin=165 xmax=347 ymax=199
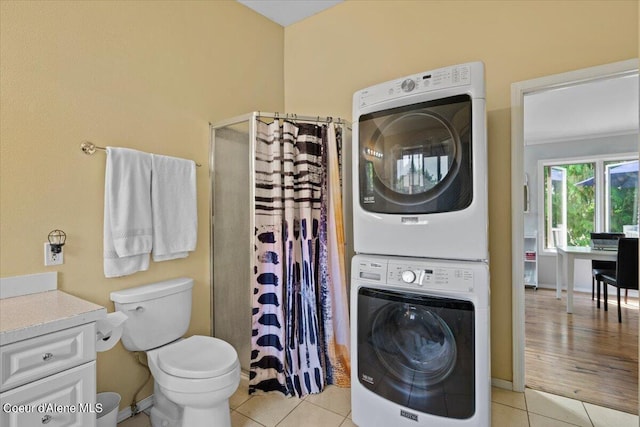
xmin=0 ymin=361 xmax=96 ymax=427
xmin=0 ymin=323 xmax=95 ymax=392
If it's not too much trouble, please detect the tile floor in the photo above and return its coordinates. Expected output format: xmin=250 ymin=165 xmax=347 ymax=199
xmin=119 ymin=378 xmax=638 ymax=427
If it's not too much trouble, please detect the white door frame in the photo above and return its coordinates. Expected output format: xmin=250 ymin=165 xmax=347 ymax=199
xmin=510 ymin=59 xmax=638 ymax=392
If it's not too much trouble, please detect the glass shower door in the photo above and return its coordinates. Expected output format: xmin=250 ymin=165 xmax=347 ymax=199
xmin=211 ymin=121 xmax=252 ymax=371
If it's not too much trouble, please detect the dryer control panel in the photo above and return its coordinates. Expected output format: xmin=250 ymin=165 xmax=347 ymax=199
xmin=357 ymin=63 xmax=474 ymax=108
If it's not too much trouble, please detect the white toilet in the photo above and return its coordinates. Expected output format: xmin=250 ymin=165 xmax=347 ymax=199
xmin=110 ymin=277 xmax=240 ymax=427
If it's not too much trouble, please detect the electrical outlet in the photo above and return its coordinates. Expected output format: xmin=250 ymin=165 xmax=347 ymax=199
xmin=44 ymin=243 xmax=64 ymax=266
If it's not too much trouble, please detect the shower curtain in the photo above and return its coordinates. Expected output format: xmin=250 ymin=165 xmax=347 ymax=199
xmin=251 ymin=119 xmax=350 ymax=397
xmin=318 ymin=124 xmax=351 ymax=387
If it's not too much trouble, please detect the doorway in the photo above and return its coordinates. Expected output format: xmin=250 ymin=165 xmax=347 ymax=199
xmin=511 ymin=60 xmax=639 ymax=405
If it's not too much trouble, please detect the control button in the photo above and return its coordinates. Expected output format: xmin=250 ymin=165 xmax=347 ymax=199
xmin=401 ymin=270 xmax=416 ymax=283
xmin=401 ymin=79 xmax=416 ymax=92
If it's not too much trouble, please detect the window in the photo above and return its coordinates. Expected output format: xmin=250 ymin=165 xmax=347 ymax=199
xmin=605 ymin=161 xmax=638 ymax=233
xmin=542 ymin=157 xmax=638 ymax=250
xmin=395 ymin=150 xmax=449 ymax=194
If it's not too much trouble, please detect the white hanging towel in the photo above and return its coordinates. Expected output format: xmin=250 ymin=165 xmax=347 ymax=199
xmin=151 ymin=154 xmax=197 ymax=261
xmin=104 ymin=147 xmax=153 ymax=278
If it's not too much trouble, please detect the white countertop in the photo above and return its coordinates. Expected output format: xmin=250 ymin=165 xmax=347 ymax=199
xmin=0 ymin=290 xmax=106 ymax=345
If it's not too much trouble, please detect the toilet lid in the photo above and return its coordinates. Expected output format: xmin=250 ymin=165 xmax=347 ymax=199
xmin=158 ymin=335 xmax=238 ymax=379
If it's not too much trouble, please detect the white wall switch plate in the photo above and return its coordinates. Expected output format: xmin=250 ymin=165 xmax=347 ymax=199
xmin=44 ymin=243 xmax=64 ymax=266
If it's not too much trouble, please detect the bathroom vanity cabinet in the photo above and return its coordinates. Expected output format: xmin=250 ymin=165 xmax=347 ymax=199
xmin=0 ymin=290 xmax=105 ymax=427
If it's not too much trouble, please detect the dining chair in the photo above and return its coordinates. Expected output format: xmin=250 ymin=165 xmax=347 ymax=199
xmin=592 ymin=260 xmax=616 ymax=308
xmin=600 ymin=238 xmax=639 ymax=323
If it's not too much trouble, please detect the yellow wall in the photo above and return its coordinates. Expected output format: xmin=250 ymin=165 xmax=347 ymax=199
xmin=1 ymin=0 xmax=638 ymax=408
xmin=283 ymin=0 xmax=638 ymax=382
xmin=0 ymin=0 xmax=283 ymax=409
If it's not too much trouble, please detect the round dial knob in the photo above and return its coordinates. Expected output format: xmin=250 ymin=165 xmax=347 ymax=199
xmin=401 ymin=270 xmax=416 ymax=283
xmin=401 ymin=79 xmax=416 ymax=92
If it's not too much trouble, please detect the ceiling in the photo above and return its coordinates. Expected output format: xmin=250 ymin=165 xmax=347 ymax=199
xmin=524 ymin=72 xmax=639 ymax=144
xmin=237 ymin=0 xmax=343 ymax=27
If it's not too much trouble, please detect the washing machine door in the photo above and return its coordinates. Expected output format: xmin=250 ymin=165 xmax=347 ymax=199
xmin=358 ymin=94 xmax=472 ymax=214
xmin=357 ymin=287 xmax=476 ymax=419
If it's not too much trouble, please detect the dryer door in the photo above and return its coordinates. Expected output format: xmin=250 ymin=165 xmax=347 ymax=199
xmin=358 ymin=94 xmax=472 ymax=214
xmin=357 ymin=287 xmax=476 ymax=419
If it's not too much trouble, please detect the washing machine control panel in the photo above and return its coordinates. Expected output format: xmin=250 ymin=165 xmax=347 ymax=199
xmin=387 ymin=262 xmax=474 ymax=293
xmin=400 ymin=270 xmax=416 ymax=283
xmin=355 ymin=260 xmax=388 ymax=283
xmin=354 ymin=258 xmax=476 ymax=293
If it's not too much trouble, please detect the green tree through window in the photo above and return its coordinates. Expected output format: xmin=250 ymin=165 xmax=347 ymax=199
xmin=543 ymin=158 xmax=637 ymax=249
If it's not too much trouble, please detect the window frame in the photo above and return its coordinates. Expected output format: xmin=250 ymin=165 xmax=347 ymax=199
xmin=537 ymin=151 xmax=637 ymax=254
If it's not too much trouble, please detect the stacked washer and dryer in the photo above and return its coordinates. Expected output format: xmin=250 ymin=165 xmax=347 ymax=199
xmin=350 ymin=62 xmax=490 ymax=426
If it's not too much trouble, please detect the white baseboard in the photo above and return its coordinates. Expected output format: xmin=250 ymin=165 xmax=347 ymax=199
xmin=117 ymin=395 xmax=154 ymax=423
xmin=491 ymin=378 xmax=514 ymax=391
xmin=536 ymin=282 xmax=640 ymax=298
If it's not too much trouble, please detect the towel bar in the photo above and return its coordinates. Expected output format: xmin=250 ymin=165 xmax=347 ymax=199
xmin=80 ymin=141 xmax=202 ymax=167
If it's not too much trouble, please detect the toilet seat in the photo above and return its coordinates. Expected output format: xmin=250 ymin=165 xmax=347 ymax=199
xmin=158 ymin=335 xmax=238 ymax=379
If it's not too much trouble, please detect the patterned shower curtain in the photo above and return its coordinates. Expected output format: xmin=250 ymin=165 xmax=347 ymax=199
xmin=251 ymin=119 xmax=350 ymax=397
xmin=318 ymin=124 xmax=351 ymax=387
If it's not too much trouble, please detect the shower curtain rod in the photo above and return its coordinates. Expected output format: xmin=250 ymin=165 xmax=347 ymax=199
xmin=210 ymin=111 xmax=350 ymax=129
xmin=80 ymin=141 xmax=202 ymax=167
xmin=255 ymin=111 xmax=347 ymax=125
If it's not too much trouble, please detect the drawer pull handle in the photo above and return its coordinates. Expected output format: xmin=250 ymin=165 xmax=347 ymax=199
xmin=42 ymin=414 xmax=52 ymax=424
xmin=42 ymin=352 xmax=54 ymax=361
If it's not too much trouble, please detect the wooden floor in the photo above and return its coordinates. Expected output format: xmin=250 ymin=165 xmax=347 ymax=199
xmin=525 ymin=288 xmax=638 ymax=414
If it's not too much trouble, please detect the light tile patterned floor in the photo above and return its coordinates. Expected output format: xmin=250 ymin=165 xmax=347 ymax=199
xmin=118 ymin=377 xmax=638 ymax=427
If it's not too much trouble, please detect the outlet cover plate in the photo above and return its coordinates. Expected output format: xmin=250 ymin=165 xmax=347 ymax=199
xmin=44 ymin=243 xmax=64 ymax=266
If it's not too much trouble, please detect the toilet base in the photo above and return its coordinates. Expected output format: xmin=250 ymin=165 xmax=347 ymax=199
xmin=150 ymin=406 xmax=180 ymax=427
xmin=149 ymin=398 xmax=232 ymax=427
xmin=149 ymin=380 xmax=233 ymax=427
xmin=183 ymin=403 xmax=231 ymax=427
xmin=150 ymin=381 xmax=181 ymax=427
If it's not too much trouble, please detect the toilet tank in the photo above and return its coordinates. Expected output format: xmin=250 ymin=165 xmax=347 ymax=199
xmin=110 ymin=277 xmax=193 ymax=351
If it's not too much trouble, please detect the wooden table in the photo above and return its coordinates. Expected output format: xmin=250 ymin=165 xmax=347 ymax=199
xmin=555 ymin=246 xmax=617 ymax=313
